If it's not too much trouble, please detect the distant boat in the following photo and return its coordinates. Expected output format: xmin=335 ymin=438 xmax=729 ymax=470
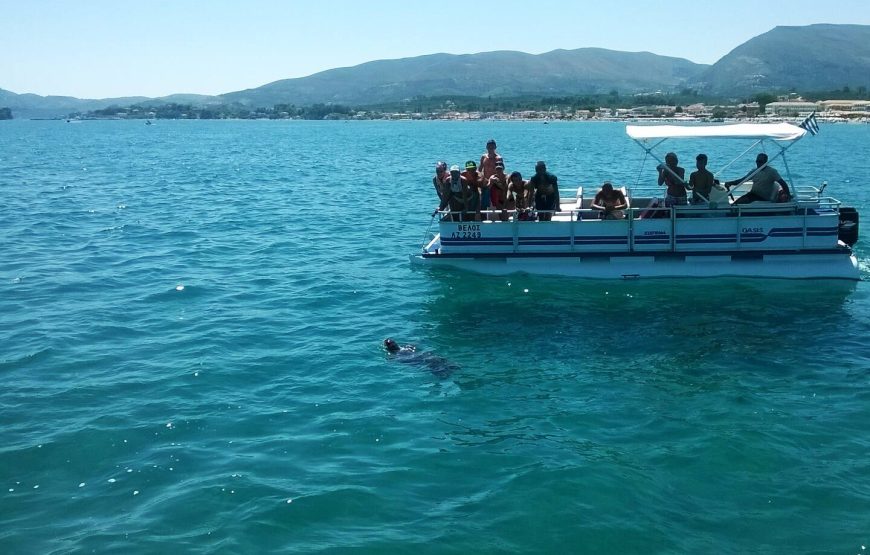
xmin=145 ymin=120 xmax=153 ymax=125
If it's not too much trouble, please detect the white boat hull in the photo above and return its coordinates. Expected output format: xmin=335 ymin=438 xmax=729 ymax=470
xmin=411 ymin=250 xmax=860 ymax=280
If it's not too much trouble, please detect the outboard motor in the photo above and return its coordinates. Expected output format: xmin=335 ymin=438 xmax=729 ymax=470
xmin=838 ymin=207 xmax=859 ymax=246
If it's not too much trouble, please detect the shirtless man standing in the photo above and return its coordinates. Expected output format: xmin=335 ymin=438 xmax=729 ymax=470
xmin=479 ymin=139 xmax=503 ymax=220
xmin=479 ymin=139 xmax=504 ymax=179
xmin=657 ymin=152 xmax=687 ymax=207
xmin=688 ymin=154 xmax=717 ymax=204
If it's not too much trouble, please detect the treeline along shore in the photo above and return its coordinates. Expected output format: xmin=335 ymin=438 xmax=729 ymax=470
xmin=3 ymin=88 xmax=870 ymax=122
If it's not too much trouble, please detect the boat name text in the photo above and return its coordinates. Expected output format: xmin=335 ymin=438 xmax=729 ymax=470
xmin=452 ymin=224 xmax=481 ymax=239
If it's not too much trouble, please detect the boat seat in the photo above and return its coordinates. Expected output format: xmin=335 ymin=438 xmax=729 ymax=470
xmin=734 ymin=200 xmax=796 ymax=208
xmin=707 ymin=186 xmax=730 ymax=205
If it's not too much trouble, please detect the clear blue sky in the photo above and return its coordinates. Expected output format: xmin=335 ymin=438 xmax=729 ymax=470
xmin=3 ymin=0 xmax=869 ymax=99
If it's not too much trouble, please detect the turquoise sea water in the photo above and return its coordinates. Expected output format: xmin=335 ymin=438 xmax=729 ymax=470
xmin=1 ymin=119 xmax=870 ymax=554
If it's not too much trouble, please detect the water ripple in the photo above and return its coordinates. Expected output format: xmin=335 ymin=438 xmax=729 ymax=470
xmin=1 ymin=120 xmax=869 ymax=554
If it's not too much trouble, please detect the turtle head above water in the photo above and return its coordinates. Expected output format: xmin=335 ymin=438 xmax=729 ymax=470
xmin=384 ymin=338 xmax=400 ymax=353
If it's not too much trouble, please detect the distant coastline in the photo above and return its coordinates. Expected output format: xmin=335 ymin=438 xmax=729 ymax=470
xmin=30 ymin=115 xmax=870 ymax=125
xmin=6 ymin=94 xmax=870 ymax=124
xmin=43 ymin=99 xmax=870 ymax=124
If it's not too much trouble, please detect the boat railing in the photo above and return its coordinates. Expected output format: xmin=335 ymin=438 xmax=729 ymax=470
xmin=434 ymin=177 xmax=845 ymax=222
xmin=431 ymin=185 xmax=843 ymax=254
xmin=435 ymin=205 xmax=673 ymax=222
xmin=435 ymin=195 xmax=842 ymax=223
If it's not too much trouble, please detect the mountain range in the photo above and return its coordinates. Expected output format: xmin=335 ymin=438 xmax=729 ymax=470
xmin=3 ymin=24 xmax=869 ymax=118
xmin=699 ymin=24 xmax=870 ymax=93
xmin=220 ymin=48 xmax=704 ymax=108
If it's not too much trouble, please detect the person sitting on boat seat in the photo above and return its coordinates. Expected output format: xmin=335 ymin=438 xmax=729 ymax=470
xmin=688 ymin=153 xmax=718 ymax=204
xmin=591 ymin=181 xmax=628 ymax=220
xmin=657 ymin=152 xmax=687 ymax=207
xmin=488 ymin=162 xmax=510 ymax=221
xmin=529 ymin=161 xmax=559 ymax=221
xmin=725 ymin=153 xmax=792 ymax=204
xmin=432 ymin=165 xmax=469 ymax=221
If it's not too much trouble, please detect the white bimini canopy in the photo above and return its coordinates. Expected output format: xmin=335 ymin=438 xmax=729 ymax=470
xmin=626 ymin=123 xmax=807 ymax=142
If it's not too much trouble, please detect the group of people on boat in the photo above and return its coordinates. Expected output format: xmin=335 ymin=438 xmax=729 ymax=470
xmin=431 ymin=140 xmax=795 ymax=223
xmin=431 ymin=139 xmax=560 ymax=222
xmin=657 ymin=151 xmax=792 ymax=207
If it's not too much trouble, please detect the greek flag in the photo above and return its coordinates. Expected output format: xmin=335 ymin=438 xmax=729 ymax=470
xmin=799 ymin=111 xmax=819 ymax=135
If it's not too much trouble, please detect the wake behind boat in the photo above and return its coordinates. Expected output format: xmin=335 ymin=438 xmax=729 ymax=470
xmin=413 ymin=119 xmax=860 ymax=280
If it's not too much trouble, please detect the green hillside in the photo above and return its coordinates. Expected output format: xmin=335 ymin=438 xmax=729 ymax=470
xmin=701 ymin=24 xmax=870 ymax=94
xmin=220 ymin=48 xmax=706 ymax=107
